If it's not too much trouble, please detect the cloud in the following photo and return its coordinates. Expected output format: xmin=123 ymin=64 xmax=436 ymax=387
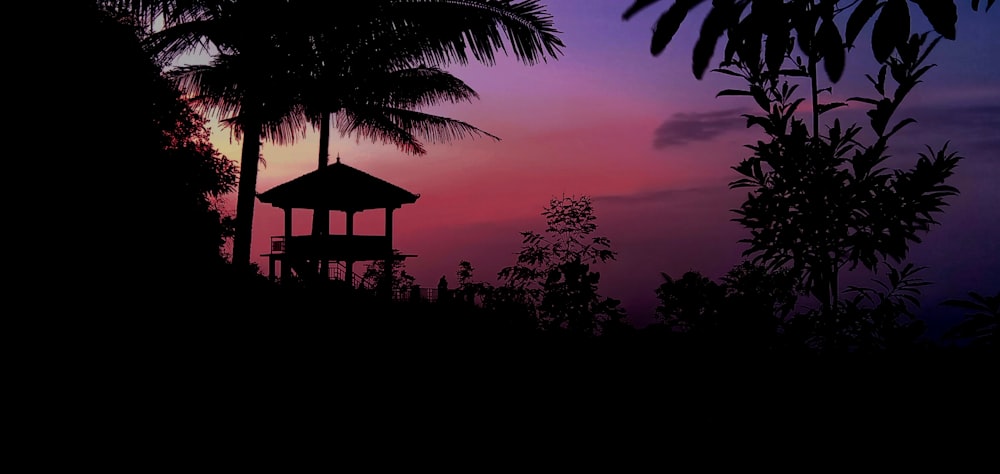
xmin=653 ymin=108 xmax=748 ymax=148
xmin=594 ymin=186 xmax=721 ymax=204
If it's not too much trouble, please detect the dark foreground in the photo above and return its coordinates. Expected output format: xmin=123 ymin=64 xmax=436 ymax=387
xmin=23 ymin=287 xmax=995 ymax=466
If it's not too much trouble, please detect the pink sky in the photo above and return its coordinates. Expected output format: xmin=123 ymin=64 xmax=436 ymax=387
xmin=208 ymin=2 xmax=999 ymax=329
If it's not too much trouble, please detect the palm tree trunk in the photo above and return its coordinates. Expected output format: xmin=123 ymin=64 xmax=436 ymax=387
xmin=232 ymin=119 xmax=262 ymax=268
xmin=312 ymin=111 xmax=331 ymax=234
xmin=313 ymin=111 xmax=331 ymax=279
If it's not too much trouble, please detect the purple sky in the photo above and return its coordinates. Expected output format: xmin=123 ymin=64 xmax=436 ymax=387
xmin=209 ymin=1 xmax=999 ymax=332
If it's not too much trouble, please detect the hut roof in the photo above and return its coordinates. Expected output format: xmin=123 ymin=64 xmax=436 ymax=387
xmin=257 ymin=159 xmax=419 ymax=211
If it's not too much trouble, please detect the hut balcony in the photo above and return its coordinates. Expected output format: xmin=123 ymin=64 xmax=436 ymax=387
xmin=269 ymin=234 xmax=393 ymax=262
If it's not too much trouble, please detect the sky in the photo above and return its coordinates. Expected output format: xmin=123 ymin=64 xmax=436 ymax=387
xmin=206 ymin=1 xmax=999 ymax=335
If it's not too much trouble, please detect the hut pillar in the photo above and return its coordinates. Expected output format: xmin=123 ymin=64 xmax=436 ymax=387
xmin=317 ymin=209 xmax=329 ymax=280
xmin=281 ymin=207 xmax=292 ymax=281
xmin=382 ymin=207 xmax=395 ymax=300
xmin=345 ymin=210 xmax=355 ymax=286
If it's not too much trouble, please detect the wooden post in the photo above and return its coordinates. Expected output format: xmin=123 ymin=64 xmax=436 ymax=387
xmin=281 ymin=207 xmax=292 ymax=281
xmin=385 ymin=207 xmax=394 ymax=246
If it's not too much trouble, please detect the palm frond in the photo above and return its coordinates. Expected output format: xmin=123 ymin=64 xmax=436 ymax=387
xmin=364 ymin=65 xmax=481 ymax=108
xmin=169 ymin=59 xmax=309 ymax=145
xmin=143 ymin=0 xmax=557 ymax=151
xmin=169 ymin=64 xmax=244 ymax=122
xmin=145 ymin=18 xmax=225 ymax=65
xmin=379 ymin=0 xmax=564 ymax=67
xmin=99 ymin=0 xmax=216 ymax=28
xmin=335 ymin=106 xmax=500 ymax=155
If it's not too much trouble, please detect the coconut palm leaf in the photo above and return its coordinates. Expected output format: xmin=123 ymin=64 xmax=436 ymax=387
xmin=376 ymin=0 xmax=563 ymax=66
xmin=302 ymin=65 xmax=481 ymax=123
xmin=336 ymin=106 xmax=500 ymax=155
xmin=362 ymin=65 xmax=482 ymax=109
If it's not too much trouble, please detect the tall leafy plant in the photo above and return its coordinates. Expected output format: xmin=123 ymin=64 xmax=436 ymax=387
xmin=625 ymin=1 xmax=976 ymax=311
xmin=498 ymin=195 xmax=625 ymax=336
xmin=725 ymin=30 xmax=961 ymax=308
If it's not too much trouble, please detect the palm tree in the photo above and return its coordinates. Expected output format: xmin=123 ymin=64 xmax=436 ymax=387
xmin=124 ymin=0 xmax=563 ymax=269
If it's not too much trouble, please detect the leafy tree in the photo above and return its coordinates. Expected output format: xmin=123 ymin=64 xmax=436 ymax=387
xmin=498 ymin=195 xmax=627 ymax=336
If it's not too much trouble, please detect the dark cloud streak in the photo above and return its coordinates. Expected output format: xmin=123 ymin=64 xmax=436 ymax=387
xmin=595 ymin=186 xmax=722 ymax=204
xmin=653 ymin=108 xmax=748 ymax=148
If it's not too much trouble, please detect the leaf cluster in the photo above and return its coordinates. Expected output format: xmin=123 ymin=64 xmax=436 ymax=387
xmin=623 ymin=0 xmax=990 ymax=82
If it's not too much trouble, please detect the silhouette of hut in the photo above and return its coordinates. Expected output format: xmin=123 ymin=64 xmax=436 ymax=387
xmin=258 ymin=156 xmax=419 ymax=296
